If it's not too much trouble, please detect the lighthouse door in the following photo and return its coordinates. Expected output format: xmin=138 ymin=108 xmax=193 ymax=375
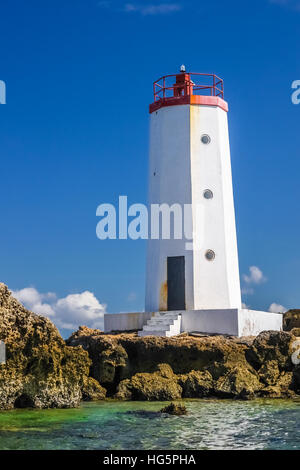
xmin=167 ymin=256 xmax=186 ymax=311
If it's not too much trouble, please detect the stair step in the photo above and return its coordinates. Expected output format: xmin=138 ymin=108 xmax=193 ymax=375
xmin=147 ymin=319 xmax=174 ymax=326
xmin=139 ymin=312 xmax=182 ymax=337
xmin=154 ymin=313 xmax=181 ymax=319
xmin=138 ymin=330 xmax=168 ymax=337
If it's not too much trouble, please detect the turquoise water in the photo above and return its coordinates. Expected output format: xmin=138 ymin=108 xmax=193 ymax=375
xmin=0 ymin=399 xmax=299 ymax=450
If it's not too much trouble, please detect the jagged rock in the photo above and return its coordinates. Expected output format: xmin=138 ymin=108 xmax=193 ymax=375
xmin=67 ymin=326 xmax=300 ymax=401
xmin=82 ymin=377 xmax=106 ymax=401
xmin=283 ymin=310 xmax=300 ymax=331
xmin=67 ymin=328 xmax=128 ymax=391
xmin=260 ymin=371 xmax=295 ymax=398
xmin=290 ymin=327 xmax=300 ymax=337
xmin=115 ymin=363 xmax=182 ymax=401
xmin=291 ymin=365 xmax=300 ymax=394
xmin=0 ymin=283 xmax=90 ymax=409
xmin=160 ymin=402 xmax=187 ymax=415
xmin=258 ymin=360 xmax=280 ymax=386
xmin=248 ymin=331 xmax=294 ymax=370
xmin=179 ymin=370 xmax=213 ymax=398
xmin=214 ymin=366 xmax=262 ymax=399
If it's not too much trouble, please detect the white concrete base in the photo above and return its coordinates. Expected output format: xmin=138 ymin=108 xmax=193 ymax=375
xmin=104 ymin=309 xmax=283 ymax=337
xmin=181 ymin=309 xmax=283 ymax=337
xmin=104 ymin=312 xmax=154 ymax=333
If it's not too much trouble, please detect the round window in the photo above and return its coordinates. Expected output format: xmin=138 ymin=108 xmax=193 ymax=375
xmin=203 ymin=189 xmax=213 ymax=199
xmin=205 ymin=250 xmax=215 ymax=261
xmin=201 ymin=134 xmax=211 ymax=144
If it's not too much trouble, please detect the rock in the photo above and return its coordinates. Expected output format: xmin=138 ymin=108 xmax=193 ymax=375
xmin=68 ymin=325 xmax=300 ymax=401
xmin=283 ymin=310 xmax=300 ymax=331
xmin=179 ymin=370 xmax=213 ymax=398
xmin=291 ymin=366 xmax=300 ymax=394
xmin=214 ymin=366 xmax=262 ymax=399
xmin=247 ymin=331 xmax=297 ymax=397
xmin=0 ymin=283 xmax=91 ymax=409
xmin=67 ymin=328 xmax=128 ymax=393
xmin=258 ymin=360 xmax=280 ymax=386
xmin=248 ymin=331 xmax=294 ymax=370
xmin=160 ymin=402 xmax=187 ymax=415
xmin=290 ymin=327 xmax=300 ymax=337
xmin=81 ymin=377 xmax=106 ymax=401
xmin=259 ymin=372 xmax=295 ymax=398
xmin=115 ymin=363 xmax=182 ymax=401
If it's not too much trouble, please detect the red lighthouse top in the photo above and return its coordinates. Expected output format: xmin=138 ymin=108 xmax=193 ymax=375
xmin=149 ymin=68 xmax=228 ymax=114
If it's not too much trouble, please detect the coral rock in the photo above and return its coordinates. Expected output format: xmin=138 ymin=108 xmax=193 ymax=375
xmin=160 ymin=402 xmax=187 ymax=415
xmin=0 ymin=283 xmax=90 ymax=409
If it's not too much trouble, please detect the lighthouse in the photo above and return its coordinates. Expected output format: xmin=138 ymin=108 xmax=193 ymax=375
xmin=145 ymin=68 xmax=241 ymax=313
xmin=104 ymin=67 xmax=283 ymax=337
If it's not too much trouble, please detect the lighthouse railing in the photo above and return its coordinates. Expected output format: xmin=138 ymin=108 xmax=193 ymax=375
xmin=153 ymin=73 xmax=224 ymax=102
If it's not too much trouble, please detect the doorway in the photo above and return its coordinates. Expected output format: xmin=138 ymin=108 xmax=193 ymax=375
xmin=167 ymin=256 xmax=186 ymax=310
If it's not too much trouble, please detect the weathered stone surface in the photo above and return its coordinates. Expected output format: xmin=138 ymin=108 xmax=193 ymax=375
xmin=67 ymin=328 xmax=128 ymax=393
xmin=115 ymin=363 xmax=182 ymax=401
xmin=3 ymin=280 xmax=299 ymax=408
xmin=248 ymin=331 xmax=294 ymax=370
xmin=160 ymin=402 xmax=187 ymax=415
xmin=178 ymin=370 xmax=213 ymax=398
xmin=291 ymin=366 xmax=300 ymax=394
xmin=283 ymin=310 xmax=300 ymax=331
xmin=214 ymin=366 xmax=262 ymax=399
xmin=0 ymin=283 xmax=91 ymax=409
xmin=69 ymin=327 xmax=300 ymax=401
xmin=82 ymin=377 xmax=106 ymax=401
xmin=290 ymin=327 xmax=300 ymax=337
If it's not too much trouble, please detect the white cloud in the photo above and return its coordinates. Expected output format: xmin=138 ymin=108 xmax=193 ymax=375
xmin=243 ymin=266 xmax=267 ymax=285
xmin=268 ymin=302 xmax=287 ymax=313
xmin=12 ymin=287 xmax=57 ymax=317
xmin=123 ymin=3 xmax=182 ymax=15
xmin=12 ymin=287 xmax=106 ymax=331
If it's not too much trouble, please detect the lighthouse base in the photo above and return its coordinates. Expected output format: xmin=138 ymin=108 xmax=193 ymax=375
xmin=104 ymin=309 xmax=283 ymax=337
xmin=179 ymin=308 xmax=283 ymax=337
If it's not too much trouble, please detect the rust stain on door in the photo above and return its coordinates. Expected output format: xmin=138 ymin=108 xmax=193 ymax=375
xmin=159 ymin=281 xmax=168 ymax=311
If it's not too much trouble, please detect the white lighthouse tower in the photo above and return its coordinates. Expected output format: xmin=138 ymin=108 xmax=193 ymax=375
xmin=104 ymin=67 xmax=283 ymax=337
xmin=145 ymin=68 xmax=241 ymax=314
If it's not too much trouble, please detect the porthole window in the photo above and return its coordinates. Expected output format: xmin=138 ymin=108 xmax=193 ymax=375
xmin=205 ymin=250 xmax=215 ymax=261
xmin=201 ymin=134 xmax=211 ymax=145
xmin=203 ymin=189 xmax=213 ymax=200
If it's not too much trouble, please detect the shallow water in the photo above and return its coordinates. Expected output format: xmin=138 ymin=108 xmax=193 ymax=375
xmin=0 ymin=399 xmax=299 ymax=450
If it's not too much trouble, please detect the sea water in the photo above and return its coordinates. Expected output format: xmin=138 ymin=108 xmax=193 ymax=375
xmin=0 ymin=398 xmax=299 ymax=450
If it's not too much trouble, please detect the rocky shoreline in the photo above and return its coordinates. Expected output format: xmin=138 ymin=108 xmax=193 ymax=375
xmin=0 ymin=283 xmax=300 ymax=409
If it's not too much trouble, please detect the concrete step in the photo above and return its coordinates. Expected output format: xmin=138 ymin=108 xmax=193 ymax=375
xmin=139 ymin=313 xmax=182 ymax=337
xmin=138 ymin=330 xmax=169 ymax=337
xmin=147 ymin=318 xmax=175 ymax=326
xmin=143 ymin=324 xmax=171 ymax=331
xmin=154 ymin=312 xmax=181 ymax=319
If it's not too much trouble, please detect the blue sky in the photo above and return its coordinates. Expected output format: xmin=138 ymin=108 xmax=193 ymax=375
xmin=0 ymin=0 xmax=299 ymax=336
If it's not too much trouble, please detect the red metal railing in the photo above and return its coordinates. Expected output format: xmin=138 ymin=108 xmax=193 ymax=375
xmin=153 ymin=72 xmax=224 ymax=102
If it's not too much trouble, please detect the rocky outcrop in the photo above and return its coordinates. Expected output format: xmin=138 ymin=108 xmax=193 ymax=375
xmin=283 ymin=310 xmax=300 ymax=331
xmin=160 ymin=402 xmax=187 ymax=415
xmin=1 ymin=280 xmax=299 ymax=408
xmin=67 ymin=327 xmax=300 ymax=401
xmin=115 ymin=364 xmax=182 ymax=400
xmin=0 ymin=284 xmax=92 ymax=409
xmin=82 ymin=377 xmax=106 ymax=401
